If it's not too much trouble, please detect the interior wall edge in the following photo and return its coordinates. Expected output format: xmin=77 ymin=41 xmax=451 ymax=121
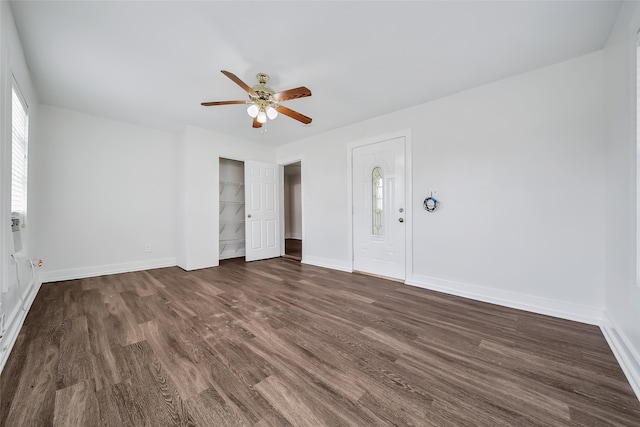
xmin=38 ymin=257 xmax=177 ymax=284
xmin=0 ymin=278 xmax=42 ymax=375
xmin=601 ymin=312 xmax=640 ymax=400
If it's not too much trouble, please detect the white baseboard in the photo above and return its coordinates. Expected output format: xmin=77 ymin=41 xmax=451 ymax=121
xmin=600 ymin=313 xmax=640 ymax=400
xmin=40 ymin=257 xmax=177 ymax=283
xmin=406 ymin=274 xmax=603 ymax=326
xmin=285 ymin=234 xmax=302 ymax=240
xmin=0 ymin=279 xmax=42 ymax=374
xmin=302 ymin=256 xmax=352 ymax=273
xmin=178 ymin=259 xmax=219 ymax=271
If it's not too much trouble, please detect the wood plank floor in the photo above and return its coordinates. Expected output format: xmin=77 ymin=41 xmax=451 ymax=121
xmin=1 ymin=257 xmax=638 ymax=426
xmin=284 ymin=239 xmax=302 ymax=260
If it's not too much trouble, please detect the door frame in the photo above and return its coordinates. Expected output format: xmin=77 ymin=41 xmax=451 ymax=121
xmin=347 ymin=129 xmax=413 ymax=282
xmin=279 ymin=156 xmax=305 ymax=261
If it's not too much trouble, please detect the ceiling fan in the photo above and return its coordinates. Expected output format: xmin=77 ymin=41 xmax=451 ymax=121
xmin=201 ymin=70 xmax=312 ymax=128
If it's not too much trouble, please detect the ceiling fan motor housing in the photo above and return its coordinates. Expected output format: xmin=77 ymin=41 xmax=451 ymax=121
xmin=251 ymin=73 xmax=275 ymax=102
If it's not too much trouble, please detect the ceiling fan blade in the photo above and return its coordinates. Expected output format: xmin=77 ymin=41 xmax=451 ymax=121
xmin=201 ymin=100 xmax=247 ymax=106
xmin=272 ymin=86 xmax=312 ymax=102
xmin=252 ymin=117 xmax=262 ymax=128
xmin=275 ymin=105 xmax=312 ymax=125
xmin=221 ymin=70 xmax=257 ymax=97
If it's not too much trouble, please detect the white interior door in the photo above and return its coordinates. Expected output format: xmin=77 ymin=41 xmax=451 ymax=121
xmin=245 ymin=160 xmax=280 ymax=261
xmin=353 ymin=137 xmax=406 ymax=280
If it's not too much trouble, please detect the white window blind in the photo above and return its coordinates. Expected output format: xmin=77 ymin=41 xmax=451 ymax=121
xmin=11 ymin=84 xmax=28 ymax=216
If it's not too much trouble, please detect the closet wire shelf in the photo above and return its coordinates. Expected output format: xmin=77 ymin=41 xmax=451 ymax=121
xmin=219 ymin=178 xmax=245 ymax=260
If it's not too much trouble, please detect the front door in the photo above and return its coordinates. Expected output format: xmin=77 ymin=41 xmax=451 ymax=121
xmin=245 ymin=160 xmax=280 ymax=261
xmin=352 ymin=137 xmax=406 ymax=280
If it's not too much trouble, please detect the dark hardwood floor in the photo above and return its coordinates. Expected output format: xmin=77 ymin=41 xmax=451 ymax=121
xmin=284 ymin=239 xmax=302 ymax=260
xmin=1 ymin=258 xmax=638 ymax=426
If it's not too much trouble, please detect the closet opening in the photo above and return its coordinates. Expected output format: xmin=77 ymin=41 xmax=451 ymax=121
xmin=219 ymin=158 xmax=245 ymax=260
xmin=283 ymin=162 xmax=302 ymax=261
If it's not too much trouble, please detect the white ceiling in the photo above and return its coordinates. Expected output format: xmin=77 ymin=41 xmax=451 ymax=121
xmin=9 ymin=1 xmax=621 ymax=147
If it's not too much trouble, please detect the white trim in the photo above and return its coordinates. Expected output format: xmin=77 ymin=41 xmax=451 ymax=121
xmin=179 ymin=259 xmax=217 ymax=272
xmin=404 ymin=130 xmax=414 ymax=280
xmin=346 ymin=129 xmax=413 ymax=281
xmin=626 ymin=0 xmax=640 ymax=290
xmin=279 ymin=165 xmax=285 ymax=257
xmin=302 ymin=256 xmax=352 ymax=273
xmin=0 ymin=278 xmax=42 ymax=375
xmin=601 ymin=313 xmax=640 ymax=400
xmin=406 ymin=273 xmax=604 ymax=326
xmin=39 ymin=257 xmax=177 ymax=283
xmin=1 ymin=43 xmax=11 ymax=294
xmin=636 ymin=28 xmax=640 ymax=288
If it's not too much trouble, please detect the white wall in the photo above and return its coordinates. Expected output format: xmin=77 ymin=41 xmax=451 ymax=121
xmin=602 ymin=0 xmax=640 ymax=399
xmin=278 ymin=51 xmax=606 ymax=322
xmin=32 ymin=105 xmax=178 ymax=282
xmin=277 ymin=136 xmax=352 ymax=271
xmin=177 ymin=125 xmax=275 ymax=270
xmin=411 ymin=52 xmax=605 ymax=320
xmin=0 ymin=0 xmax=39 ymax=373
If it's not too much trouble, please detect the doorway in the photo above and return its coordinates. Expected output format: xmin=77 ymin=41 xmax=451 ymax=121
xmin=352 ymin=136 xmax=407 ymax=280
xmin=283 ymin=162 xmax=302 ymax=261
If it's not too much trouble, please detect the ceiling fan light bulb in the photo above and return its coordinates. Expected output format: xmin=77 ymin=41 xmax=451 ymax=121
xmin=247 ymin=104 xmax=259 ymax=118
xmin=257 ymin=110 xmax=267 ymax=123
xmin=266 ymin=106 xmax=278 ymax=120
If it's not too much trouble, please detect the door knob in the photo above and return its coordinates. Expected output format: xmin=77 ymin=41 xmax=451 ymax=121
xmin=247 ymin=214 xmax=252 ymax=218
xmin=398 ymin=218 xmax=404 ymax=223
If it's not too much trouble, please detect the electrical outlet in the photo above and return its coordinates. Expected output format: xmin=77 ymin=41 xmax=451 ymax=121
xmin=145 ymin=244 xmax=152 ymax=253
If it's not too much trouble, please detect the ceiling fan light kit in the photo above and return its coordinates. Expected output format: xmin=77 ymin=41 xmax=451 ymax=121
xmin=246 ymin=104 xmax=259 ymax=117
xmin=266 ymin=106 xmax=278 ymax=120
xmin=201 ymin=70 xmax=312 ymax=129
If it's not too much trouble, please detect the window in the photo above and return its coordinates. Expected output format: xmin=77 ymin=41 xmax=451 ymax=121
xmin=11 ymin=83 xmax=28 ymax=218
xmin=372 ymin=166 xmax=383 ymax=235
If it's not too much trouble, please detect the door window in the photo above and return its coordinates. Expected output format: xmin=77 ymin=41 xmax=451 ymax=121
xmin=372 ymin=166 xmax=383 ymax=235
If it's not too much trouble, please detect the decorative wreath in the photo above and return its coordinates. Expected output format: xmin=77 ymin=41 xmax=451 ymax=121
xmin=423 ymin=196 xmax=439 ymax=212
